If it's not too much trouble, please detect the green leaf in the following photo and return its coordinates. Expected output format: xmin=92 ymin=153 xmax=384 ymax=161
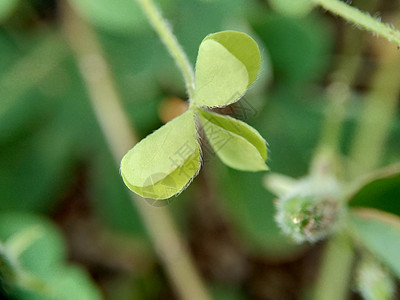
xmin=15 ymin=265 xmax=102 ymax=300
xmin=268 ymin=0 xmax=313 ymax=17
xmin=350 ymin=208 xmax=400 ymax=279
xmin=0 ymin=213 xmax=101 ymax=299
xmin=120 ymin=111 xmax=200 ymax=199
xmin=194 ymin=31 xmax=261 ymax=107
xmin=69 ymin=0 xmax=146 ymax=33
xmin=0 ymin=213 xmax=66 ymax=277
xmin=0 ymin=0 xmax=17 ymax=22
xmin=198 ymin=110 xmax=268 ymax=171
xmin=348 ymin=164 xmax=400 ymax=217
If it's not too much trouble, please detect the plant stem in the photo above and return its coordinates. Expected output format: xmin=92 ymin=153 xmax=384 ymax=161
xmin=313 ymin=234 xmax=355 ymax=300
xmin=136 ymin=0 xmax=196 ymax=100
xmin=311 ymin=0 xmax=381 ymax=180
xmin=311 ymin=82 xmax=349 ymax=178
xmin=311 ymin=10 xmax=369 ymax=177
xmin=62 ymin=3 xmax=210 ymax=300
xmin=311 ymin=2 xmax=379 ymax=296
xmin=349 ymin=42 xmax=400 ymax=178
xmin=312 ymin=0 xmax=400 ymax=48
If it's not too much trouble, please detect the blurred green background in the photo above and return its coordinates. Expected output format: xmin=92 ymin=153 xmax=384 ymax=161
xmin=0 ymin=0 xmax=399 ymax=299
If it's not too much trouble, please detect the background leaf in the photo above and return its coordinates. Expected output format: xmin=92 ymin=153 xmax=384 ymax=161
xmin=250 ymin=12 xmax=332 ymax=85
xmin=68 ymin=0 xmax=170 ymax=34
xmin=0 ymin=0 xmax=18 ymax=23
xmin=348 ymin=164 xmax=400 ymax=217
xmin=0 ymin=212 xmax=100 ymax=300
xmin=350 ymin=208 xmax=400 ymax=279
xmin=267 ymin=0 xmax=313 ymax=17
xmin=0 ymin=212 xmax=65 ymax=279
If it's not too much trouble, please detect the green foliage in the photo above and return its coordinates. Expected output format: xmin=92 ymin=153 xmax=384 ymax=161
xmin=121 ymin=110 xmax=200 ymax=200
xmin=348 ymin=164 xmax=400 ymax=217
xmin=350 ymin=209 xmax=400 ymax=279
xmin=2 ymin=0 xmax=400 ymax=299
xmin=267 ymin=0 xmax=313 ymax=17
xmin=0 ymin=0 xmax=17 ymax=22
xmin=121 ymin=30 xmax=268 ymax=200
xmin=198 ymin=110 xmax=267 ymax=171
xmin=0 ymin=212 xmax=101 ymax=299
xmin=69 ymin=0 xmax=157 ymax=33
xmin=251 ymin=12 xmax=332 ymax=84
xmin=194 ymin=31 xmax=260 ymax=107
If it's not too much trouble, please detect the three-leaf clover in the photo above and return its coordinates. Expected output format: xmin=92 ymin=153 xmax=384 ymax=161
xmin=120 ymin=31 xmax=269 ymax=200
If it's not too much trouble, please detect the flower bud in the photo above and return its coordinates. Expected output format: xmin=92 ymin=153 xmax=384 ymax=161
xmin=275 ymin=177 xmax=342 ymax=243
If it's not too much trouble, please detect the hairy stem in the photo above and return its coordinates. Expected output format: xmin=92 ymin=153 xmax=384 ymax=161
xmin=136 ymin=0 xmax=196 ymax=100
xmin=62 ymin=3 xmax=210 ymax=300
xmin=312 ymin=0 xmax=400 ymax=48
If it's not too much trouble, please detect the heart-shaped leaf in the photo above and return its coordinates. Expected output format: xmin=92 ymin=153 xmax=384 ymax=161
xmin=350 ymin=208 xmax=400 ymax=279
xmin=198 ymin=110 xmax=268 ymax=171
xmin=120 ymin=111 xmax=201 ymax=199
xmin=194 ymin=31 xmax=261 ymax=107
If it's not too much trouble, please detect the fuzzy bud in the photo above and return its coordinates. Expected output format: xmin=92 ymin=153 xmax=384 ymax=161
xmin=275 ymin=177 xmax=342 ymax=243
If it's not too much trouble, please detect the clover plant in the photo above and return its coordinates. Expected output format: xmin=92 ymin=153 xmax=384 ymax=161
xmin=120 ymin=31 xmax=268 ymax=200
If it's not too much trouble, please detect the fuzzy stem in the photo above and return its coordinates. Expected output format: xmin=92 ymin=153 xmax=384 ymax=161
xmin=62 ymin=3 xmax=210 ymax=300
xmin=312 ymin=0 xmax=400 ymax=48
xmin=136 ymin=0 xmax=196 ymax=100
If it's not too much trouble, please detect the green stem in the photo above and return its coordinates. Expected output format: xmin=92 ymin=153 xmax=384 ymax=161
xmin=349 ymin=51 xmax=400 ymax=178
xmin=62 ymin=3 xmax=210 ymax=300
xmin=312 ymin=0 xmax=400 ymax=48
xmin=310 ymin=0 xmax=380 ymax=178
xmin=311 ymin=82 xmax=349 ymax=178
xmin=313 ymin=234 xmax=355 ymax=300
xmin=136 ymin=0 xmax=196 ymax=100
xmin=311 ymin=22 xmax=365 ymax=177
